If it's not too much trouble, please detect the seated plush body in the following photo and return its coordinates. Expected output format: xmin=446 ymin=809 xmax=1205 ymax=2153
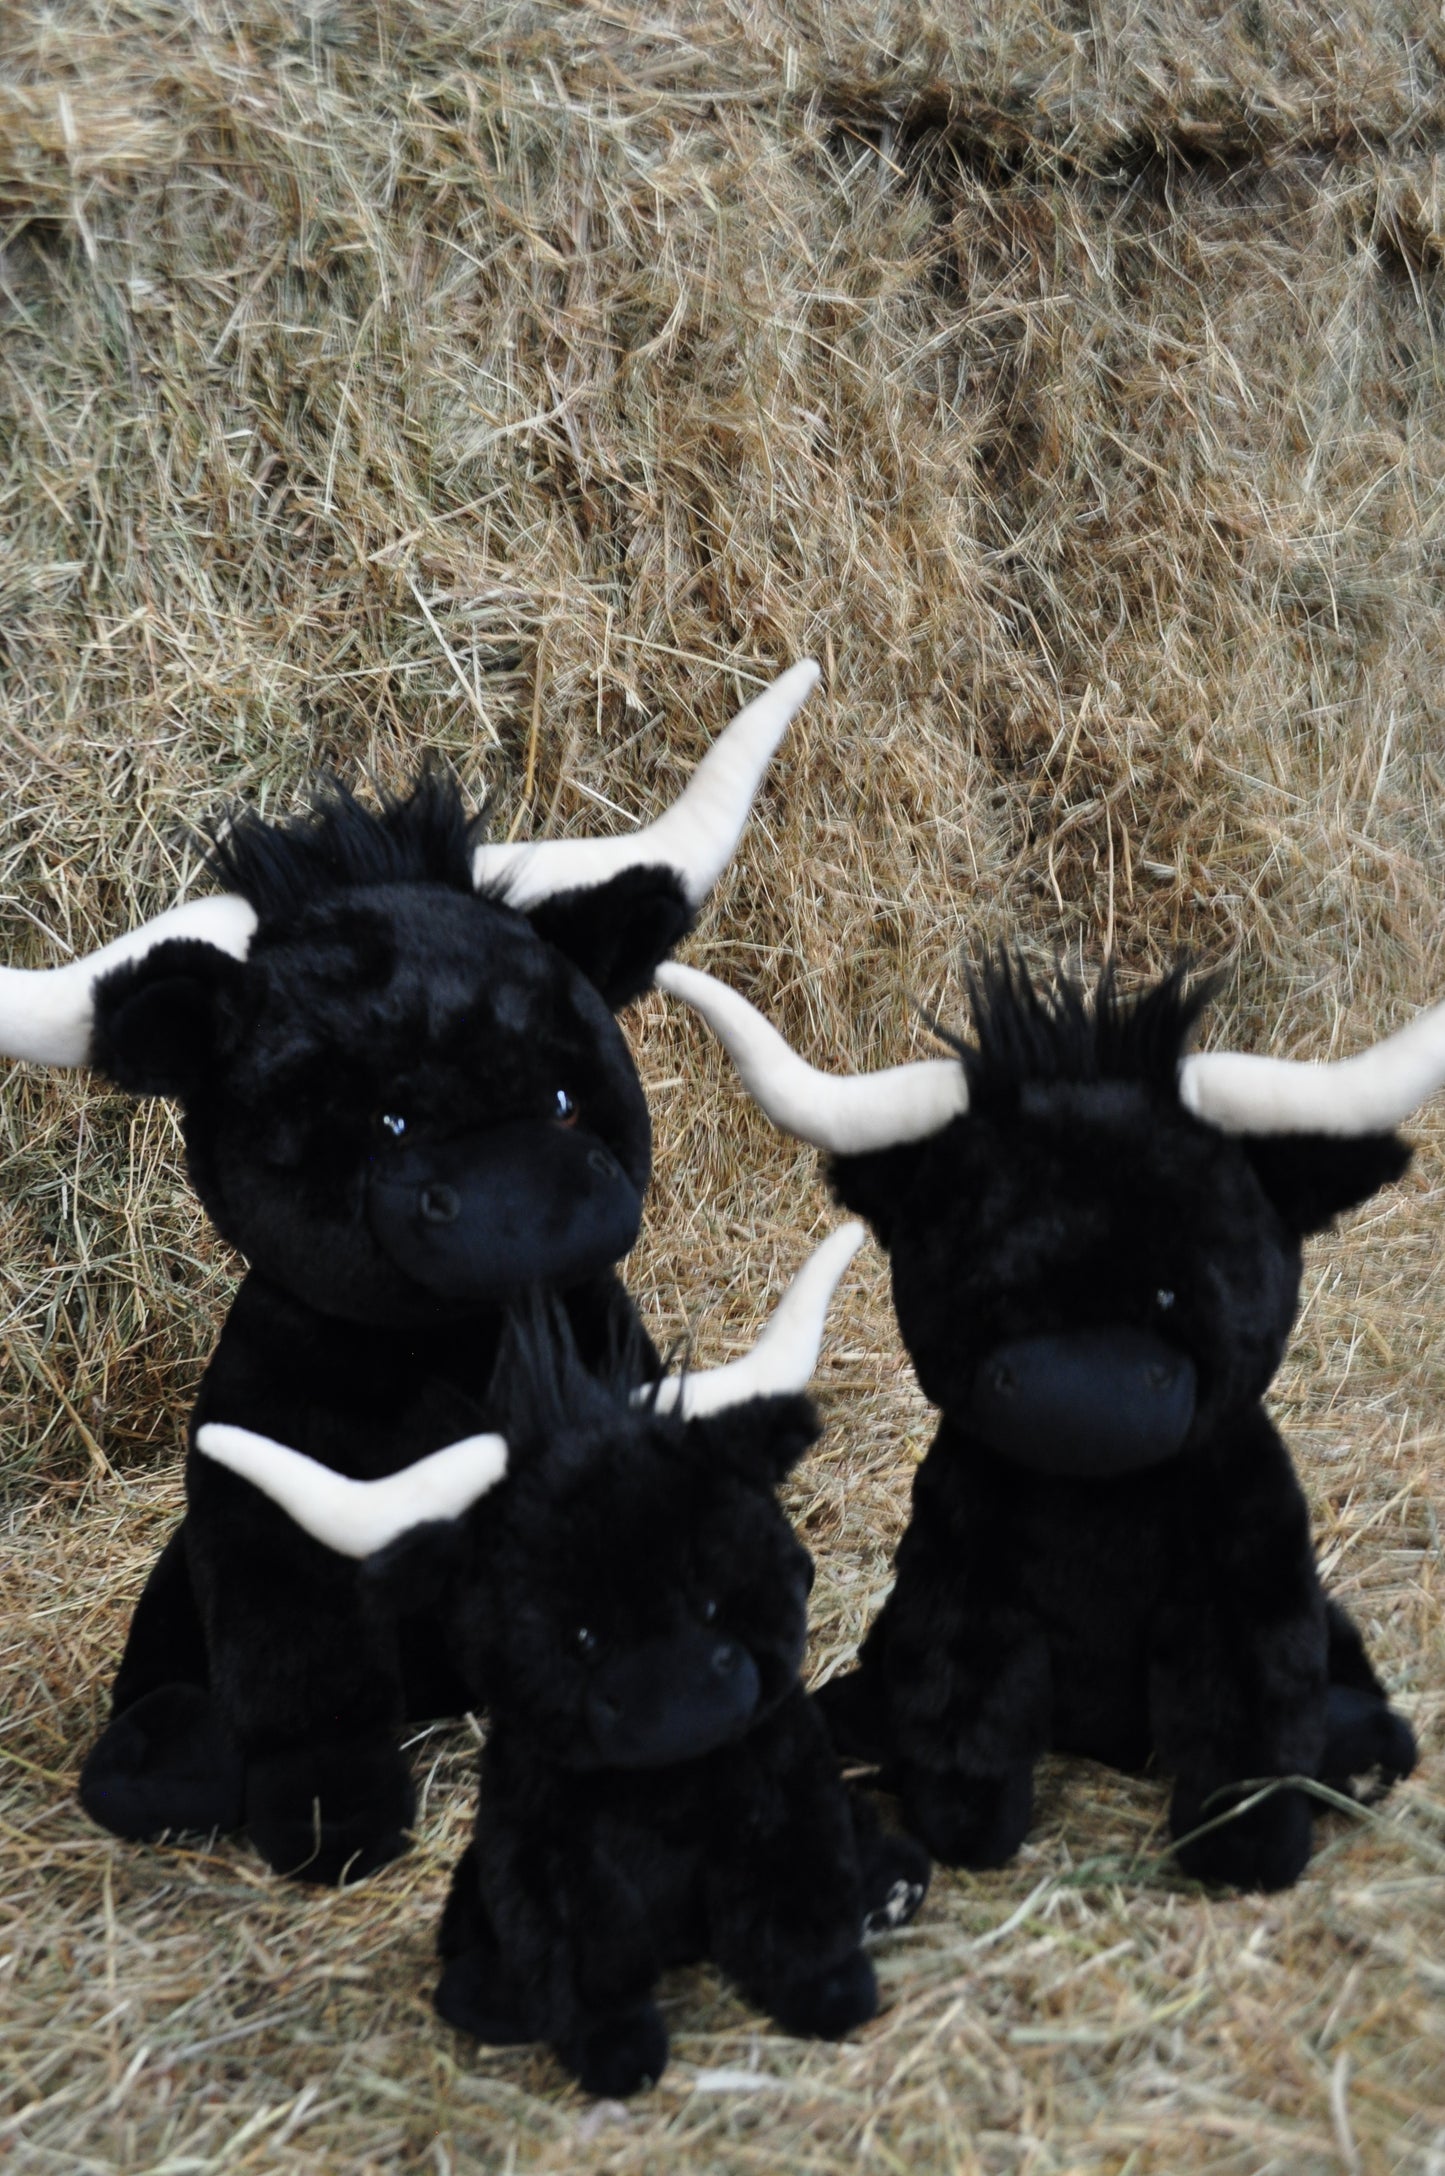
xmin=204 ymin=1228 xmax=930 ymax=2096
xmin=0 ymin=665 xmax=821 ymax=1883
xmin=658 ymin=954 xmax=1431 ymax=1892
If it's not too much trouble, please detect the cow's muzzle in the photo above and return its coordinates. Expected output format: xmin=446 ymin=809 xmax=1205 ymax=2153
xmin=582 ymin=1625 xmax=762 ymax=1769
xmin=968 ymin=1326 xmax=1196 ymax=1476
xmin=366 ymin=1121 xmax=643 ymax=1299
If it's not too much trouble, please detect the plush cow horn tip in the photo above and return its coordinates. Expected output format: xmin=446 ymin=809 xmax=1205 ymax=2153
xmin=653 ymin=961 xmax=969 ymax=1153
xmin=640 ymin=1220 xmax=865 ymax=1420
xmin=469 ymin=659 xmax=819 ymax=913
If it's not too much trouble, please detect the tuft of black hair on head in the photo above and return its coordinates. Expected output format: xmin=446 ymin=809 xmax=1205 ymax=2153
xmin=488 ymin=1287 xmax=660 ymax=1454
xmin=948 ymin=952 xmax=1219 ymax=1111
xmin=205 ymin=763 xmax=483 ymax=923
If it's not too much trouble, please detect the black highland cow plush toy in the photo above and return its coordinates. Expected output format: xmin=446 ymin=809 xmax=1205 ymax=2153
xmin=198 ymin=1227 xmax=930 ymax=2096
xmin=658 ymin=953 xmax=1437 ymax=1892
xmin=0 ymin=662 xmax=820 ymax=1883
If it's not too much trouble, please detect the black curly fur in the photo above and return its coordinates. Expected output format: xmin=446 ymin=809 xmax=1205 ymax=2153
xmin=923 ymin=953 xmax=1216 ymax=1112
xmin=205 ymin=765 xmax=482 ymax=923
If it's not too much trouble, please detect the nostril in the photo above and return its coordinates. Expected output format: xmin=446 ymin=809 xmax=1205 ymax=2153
xmin=587 ymin=1146 xmax=619 ymax=1181
xmin=992 ymin=1364 xmax=1018 ymax=1398
xmin=419 ymin=1183 xmax=461 ymax=1225
xmin=711 ymin=1641 xmax=741 ymax=1677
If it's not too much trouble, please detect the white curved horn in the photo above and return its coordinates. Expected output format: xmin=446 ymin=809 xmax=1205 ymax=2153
xmin=1181 ymin=996 xmax=1445 ymax=1136
xmin=643 ymin=1222 xmax=865 ymax=1420
xmin=656 ymin=961 xmax=968 ymax=1154
xmin=470 ymin=660 xmax=821 ymax=911
xmin=0 ymin=895 xmax=258 ymax=1067
xmin=195 ymin=1423 xmax=509 ymax=1559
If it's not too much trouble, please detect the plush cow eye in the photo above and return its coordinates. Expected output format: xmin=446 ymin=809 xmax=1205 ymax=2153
xmin=377 ymin=1111 xmax=408 ymax=1140
xmin=575 ymin=1625 xmax=598 ymax=1656
xmin=1155 ymin=1288 xmax=1176 ymax=1312
xmin=553 ymin=1089 xmax=578 ymax=1126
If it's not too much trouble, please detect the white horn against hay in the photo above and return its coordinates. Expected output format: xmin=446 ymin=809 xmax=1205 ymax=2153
xmin=470 ymin=659 xmax=820 ymax=911
xmin=194 ymin=1423 xmax=509 ymax=1559
xmin=655 ymin=962 xmax=969 ymax=1155
xmin=0 ymin=895 xmax=258 ymax=1068
xmin=643 ymin=1221 xmax=865 ymax=1420
xmin=1180 ymin=997 xmax=1445 ymax=1136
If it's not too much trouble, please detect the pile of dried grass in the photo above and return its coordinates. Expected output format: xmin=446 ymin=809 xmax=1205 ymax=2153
xmin=2 ymin=4 xmax=1442 ymax=2169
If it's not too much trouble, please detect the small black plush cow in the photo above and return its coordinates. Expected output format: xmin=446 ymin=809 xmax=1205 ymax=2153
xmin=659 ymin=953 xmax=1434 ymax=1892
xmin=0 ymin=663 xmax=819 ymax=1882
xmin=200 ymin=1228 xmax=930 ymax=2097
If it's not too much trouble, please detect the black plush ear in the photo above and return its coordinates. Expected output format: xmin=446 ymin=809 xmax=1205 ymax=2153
xmin=91 ymin=938 xmax=249 ymax=1101
xmin=826 ymin=1141 xmax=929 ymax=1249
xmin=524 ymin=865 xmax=695 ymax=1010
xmin=362 ymin=1516 xmax=474 ymax=1608
xmin=1241 ymin=1130 xmax=1413 ymax=1238
xmin=684 ymin=1390 xmax=822 ymax=1488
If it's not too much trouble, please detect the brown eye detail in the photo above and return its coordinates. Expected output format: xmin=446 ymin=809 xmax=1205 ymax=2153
xmin=378 ymin=1112 xmax=407 ymax=1140
xmin=554 ymin=1089 xmax=578 ymax=1127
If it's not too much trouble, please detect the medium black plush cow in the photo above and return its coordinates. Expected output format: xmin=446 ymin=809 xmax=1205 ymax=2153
xmin=197 ymin=1227 xmax=930 ymax=2096
xmin=0 ymin=662 xmax=819 ymax=1882
xmin=658 ymin=952 xmax=1436 ymax=1891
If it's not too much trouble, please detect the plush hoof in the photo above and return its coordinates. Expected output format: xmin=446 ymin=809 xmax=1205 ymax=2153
xmin=899 ymin=1761 xmax=1032 ymax=1869
xmin=814 ymin=1668 xmax=890 ymax=1765
xmin=245 ymin=1738 xmax=414 ymax=1885
xmin=1172 ymin=1780 xmax=1313 ymax=1892
xmin=768 ymin=1946 xmax=878 ymax=2039
xmin=1321 ymin=1688 xmax=1418 ymax=1800
xmin=434 ymin=1950 xmax=532 ymax=2046
xmin=562 ymin=2003 xmax=669 ymax=2098
xmin=78 ymin=1684 xmax=246 ymax=1841
xmin=860 ymin=1831 xmax=931 ymax=1938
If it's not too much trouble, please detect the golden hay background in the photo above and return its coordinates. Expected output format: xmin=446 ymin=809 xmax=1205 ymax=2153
xmin=2 ymin=3 xmax=1444 ymax=2168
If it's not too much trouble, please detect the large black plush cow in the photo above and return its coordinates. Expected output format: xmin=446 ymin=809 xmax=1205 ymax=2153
xmin=193 ymin=1227 xmax=930 ymax=2096
xmin=0 ymin=662 xmax=819 ymax=1883
xmin=658 ymin=951 xmax=1437 ymax=1892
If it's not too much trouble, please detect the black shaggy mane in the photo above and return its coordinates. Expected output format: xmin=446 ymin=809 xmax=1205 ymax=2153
xmin=490 ymin=1291 xmax=673 ymax=1456
xmin=941 ymin=954 xmax=1218 ymax=1110
xmin=206 ymin=765 xmax=483 ymax=921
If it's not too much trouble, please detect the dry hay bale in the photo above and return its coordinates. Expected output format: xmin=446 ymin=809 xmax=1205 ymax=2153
xmin=1 ymin=3 xmax=1443 ymax=2171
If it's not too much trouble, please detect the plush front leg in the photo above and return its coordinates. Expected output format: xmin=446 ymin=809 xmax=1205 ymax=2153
xmin=78 ymin=1683 xmax=245 ymax=1841
xmin=558 ymin=2004 xmax=670 ymax=2098
xmin=80 ymin=1523 xmax=243 ymax=1845
xmin=706 ymin=1693 xmax=883 ymax=2040
xmin=897 ymin=1759 xmax=1034 ymax=1870
xmin=850 ymin=1468 xmax=1052 ymax=1872
xmin=1152 ymin=1424 xmax=1329 ymax=1893
xmin=1170 ymin=1776 xmax=1313 ymax=1892
xmin=434 ymin=1848 xmax=531 ymax=2045
xmin=245 ymin=1735 xmax=414 ymax=1884
xmin=764 ymin=1948 xmax=878 ymax=2039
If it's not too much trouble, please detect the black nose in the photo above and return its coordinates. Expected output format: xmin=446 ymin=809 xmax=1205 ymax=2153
xmin=419 ymin=1183 xmax=461 ymax=1224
